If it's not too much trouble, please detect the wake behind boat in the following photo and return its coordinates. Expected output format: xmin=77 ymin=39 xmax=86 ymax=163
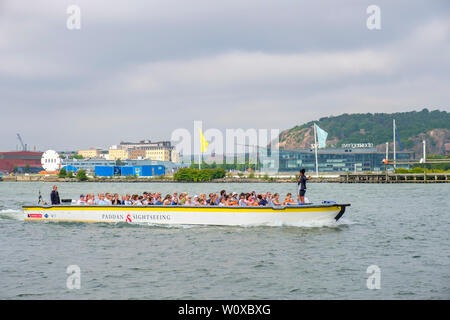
xmin=22 ymin=203 xmax=350 ymax=226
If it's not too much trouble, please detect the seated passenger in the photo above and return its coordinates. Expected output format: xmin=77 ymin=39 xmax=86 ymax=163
xmin=172 ymin=196 xmax=179 ymax=205
xmin=229 ymin=194 xmax=238 ymax=206
xmin=112 ymin=193 xmax=122 ymax=205
xmin=271 ymin=193 xmax=282 ymax=206
xmin=76 ymin=194 xmax=86 ymax=205
xmin=154 ymin=195 xmax=163 ymax=205
xmin=135 ymin=196 xmax=144 ymax=206
xmin=283 ymin=193 xmax=297 ymax=205
xmin=105 ymin=193 xmax=113 ymax=205
xmin=163 ymin=195 xmax=172 ymax=205
xmin=246 ymin=194 xmax=258 ymax=206
xmin=192 ymin=195 xmax=200 ymax=206
xmin=130 ymin=194 xmax=138 ymax=205
xmin=266 ymin=192 xmax=273 ymax=206
xmin=225 ymin=195 xmax=233 ymax=206
xmin=257 ymin=194 xmax=268 ymax=206
xmin=86 ymin=194 xmax=95 ymax=205
xmin=238 ymin=194 xmax=247 ymax=207
xmin=179 ymin=193 xmax=186 ymax=205
xmin=209 ymin=194 xmax=218 ymax=206
xmin=206 ymin=193 xmax=214 ymax=205
xmin=124 ymin=194 xmax=132 ymax=206
xmin=96 ymin=194 xmax=108 ymax=206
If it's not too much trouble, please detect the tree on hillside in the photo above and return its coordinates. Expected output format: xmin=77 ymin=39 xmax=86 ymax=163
xmin=280 ymin=109 xmax=450 ymax=149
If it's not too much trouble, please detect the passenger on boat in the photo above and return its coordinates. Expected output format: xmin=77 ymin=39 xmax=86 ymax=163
xmin=265 ymin=192 xmax=272 ymax=206
xmin=224 ymin=195 xmax=232 ymax=206
xmin=85 ymin=194 xmax=94 ymax=205
xmin=246 ymin=194 xmax=257 ymax=206
xmin=77 ymin=194 xmax=86 ymax=205
xmin=163 ymin=194 xmax=172 ymax=205
xmin=122 ymin=195 xmax=131 ymax=205
xmin=105 ymin=193 xmax=113 ymax=205
xmin=95 ymin=194 xmax=108 ymax=206
xmin=257 ymin=194 xmax=268 ymax=206
xmin=271 ymin=193 xmax=282 ymax=206
xmin=238 ymin=193 xmax=247 ymax=206
xmin=179 ymin=193 xmax=187 ymax=205
xmin=283 ymin=193 xmax=297 ymax=205
xmin=154 ymin=195 xmax=163 ymax=205
xmin=219 ymin=190 xmax=226 ymax=202
xmin=50 ymin=185 xmax=61 ymax=205
xmin=193 ymin=195 xmax=199 ymax=205
xmin=297 ymin=168 xmax=311 ymax=204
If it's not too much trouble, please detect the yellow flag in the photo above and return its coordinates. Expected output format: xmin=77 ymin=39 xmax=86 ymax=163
xmin=199 ymin=128 xmax=208 ymax=153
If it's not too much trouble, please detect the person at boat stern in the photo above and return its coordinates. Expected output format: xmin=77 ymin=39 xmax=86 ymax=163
xmin=50 ymin=185 xmax=61 ymax=205
xmin=297 ymin=168 xmax=311 ymax=204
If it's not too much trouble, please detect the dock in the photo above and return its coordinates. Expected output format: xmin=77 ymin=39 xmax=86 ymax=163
xmin=340 ymin=173 xmax=449 ymax=183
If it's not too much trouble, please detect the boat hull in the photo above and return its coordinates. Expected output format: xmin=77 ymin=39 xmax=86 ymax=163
xmin=22 ymin=204 xmax=349 ymax=226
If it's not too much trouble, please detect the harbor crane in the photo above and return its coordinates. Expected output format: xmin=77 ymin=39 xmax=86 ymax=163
xmin=16 ymin=133 xmax=27 ymax=151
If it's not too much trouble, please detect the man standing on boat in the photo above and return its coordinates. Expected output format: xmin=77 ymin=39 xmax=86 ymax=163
xmin=50 ymin=185 xmax=61 ymax=205
xmin=297 ymin=169 xmax=311 ymax=204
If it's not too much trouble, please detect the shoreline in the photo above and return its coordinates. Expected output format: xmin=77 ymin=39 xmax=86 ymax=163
xmin=1 ymin=173 xmax=448 ymax=183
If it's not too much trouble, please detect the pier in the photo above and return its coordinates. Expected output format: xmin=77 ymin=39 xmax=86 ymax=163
xmin=340 ymin=172 xmax=449 ymax=183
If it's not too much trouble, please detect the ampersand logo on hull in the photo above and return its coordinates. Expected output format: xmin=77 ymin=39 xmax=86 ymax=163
xmin=125 ymin=214 xmax=132 ymax=223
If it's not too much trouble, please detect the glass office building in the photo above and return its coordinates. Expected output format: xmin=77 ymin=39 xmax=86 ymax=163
xmin=259 ymin=147 xmax=414 ymax=173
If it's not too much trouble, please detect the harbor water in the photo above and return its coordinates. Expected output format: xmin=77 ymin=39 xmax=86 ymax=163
xmin=0 ymin=182 xmax=448 ymax=299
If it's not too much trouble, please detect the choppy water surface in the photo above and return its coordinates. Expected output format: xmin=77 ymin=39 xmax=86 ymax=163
xmin=0 ymin=182 xmax=448 ymax=299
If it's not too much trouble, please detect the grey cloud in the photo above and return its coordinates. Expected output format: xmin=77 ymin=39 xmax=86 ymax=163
xmin=0 ymin=0 xmax=449 ymax=151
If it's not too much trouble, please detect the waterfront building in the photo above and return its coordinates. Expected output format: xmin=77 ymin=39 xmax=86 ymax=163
xmin=108 ymin=147 xmax=128 ymax=160
xmin=118 ymin=140 xmax=176 ymax=162
xmin=171 ymin=149 xmax=180 ymax=163
xmin=99 ymin=150 xmax=109 ymax=160
xmin=128 ymin=149 xmax=146 ymax=160
xmin=61 ymin=158 xmax=188 ymax=174
xmin=78 ymin=148 xmax=101 ymax=159
xmin=119 ymin=140 xmax=171 ymax=150
xmin=0 ymin=151 xmax=43 ymax=173
xmin=144 ymin=148 xmax=171 ymax=161
xmin=259 ymin=147 xmax=414 ymax=173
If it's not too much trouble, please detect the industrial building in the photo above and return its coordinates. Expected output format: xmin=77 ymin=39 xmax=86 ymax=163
xmin=0 ymin=151 xmax=43 ymax=173
xmin=62 ymin=158 xmax=187 ymax=174
xmin=95 ymin=165 xmax=166 ymax=177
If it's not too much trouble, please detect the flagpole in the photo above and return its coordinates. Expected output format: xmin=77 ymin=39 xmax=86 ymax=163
xmin=393 ymin=119 xmax=396 ymax=169
xmin=314 ymin=124 xmax=319 ymax=178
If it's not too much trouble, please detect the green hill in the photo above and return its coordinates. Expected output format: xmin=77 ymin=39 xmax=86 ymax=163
xmin=279 ymin=109 xmax=450 ymax=154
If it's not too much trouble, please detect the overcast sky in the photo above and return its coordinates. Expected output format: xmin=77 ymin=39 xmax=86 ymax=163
xmin=0 ymin=0 xmax=449 ymax=151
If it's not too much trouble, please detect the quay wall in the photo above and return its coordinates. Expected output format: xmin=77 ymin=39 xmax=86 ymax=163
xmin=1 ymin=174 xmax=448 ymax=183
